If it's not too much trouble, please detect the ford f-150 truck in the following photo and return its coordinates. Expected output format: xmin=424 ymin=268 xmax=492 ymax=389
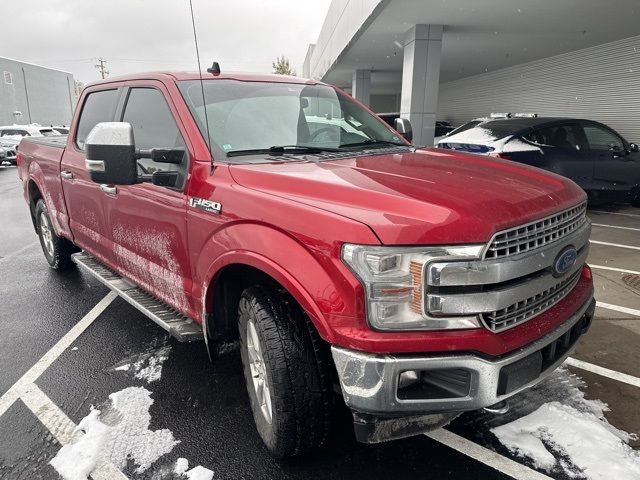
xmin=17 ymin=70 xmax=595 ymax=458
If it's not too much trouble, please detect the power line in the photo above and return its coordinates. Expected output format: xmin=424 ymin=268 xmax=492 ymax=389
xmin=94 ymin=57 xmax=109 ymax=79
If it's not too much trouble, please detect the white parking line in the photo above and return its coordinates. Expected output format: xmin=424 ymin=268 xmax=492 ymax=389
xmin=591 ymin=210 xmax=640 ymax=218
xmin=0 ymin=241 xmax=38 ymax=262
xmin=591 ymin=222 xmax=640 ymax=233
xmin=590 ymin=264 xmax=640 ymax=275
xmin=0 ymin=291 xmax=126 ymax=478
xmin=0 ymin=292 xmax=116 ymax=419
xmin=427 ymin=429 xmax=552 ymax=480
xmin=590 ymin=240 xmax=640 ymax=251
xmin=566 ymin=358 xmax=640 ymax=389
xmin=2 ymin=292 xmax=117 ymax=403
xmin=597 ymin=301 xmax=640 ymax=317
xmin=20 ymin=382 xmax=128 ymax=480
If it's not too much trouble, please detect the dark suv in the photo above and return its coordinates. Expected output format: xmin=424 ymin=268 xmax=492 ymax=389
xmin=438 ymin=117 xmax=640 ymax=205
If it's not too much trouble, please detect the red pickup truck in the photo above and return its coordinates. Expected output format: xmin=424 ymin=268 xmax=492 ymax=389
xmin=17 ymin=71 xmax=595 ymax=457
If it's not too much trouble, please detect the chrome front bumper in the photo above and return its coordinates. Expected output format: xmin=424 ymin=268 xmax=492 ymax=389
xmin=331 ymin=293 xmax=595 ymax=415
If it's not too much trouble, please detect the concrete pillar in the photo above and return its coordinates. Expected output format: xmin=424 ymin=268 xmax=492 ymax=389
xmin=352 ymin=69 xmax=371 ymax=106
xmin=400 ymin=24 xmax=442 ymax=145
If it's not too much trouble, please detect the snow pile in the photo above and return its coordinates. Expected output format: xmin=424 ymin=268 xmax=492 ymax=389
xmin=50 ymin=410 xmax=111 ymax=480
xmin=174 ymin=457 xmax=214 ymax=480
xmin=111 ymin=344 xmax=171 ymax=383
xmin=50 ymin=387 xmax=179 ymax=479
xmin=502 ymin=137 xmax=542 ymax=153
xmin=444 ymin=127 xmax=497 ymax=145
xmin=491 ymin=368 xmax=640 ymax=479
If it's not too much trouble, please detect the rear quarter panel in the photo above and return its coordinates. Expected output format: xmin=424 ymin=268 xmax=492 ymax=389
xmin=18 ymin=138 xmax=71 ymax=239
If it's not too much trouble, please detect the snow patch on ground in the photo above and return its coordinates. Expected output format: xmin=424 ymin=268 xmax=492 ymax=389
xmin=491 ymin=368 xmax=640 ymax=479
xmin=50 ymin=410 xmax=111 ymax=480
xmin=217 ymin=340 xmax=240 ymax=356
xmin=174 ymin=458 xmax=214 ymax=480
xmin=50 ymin=387 xmax=179 ymax=479
xmin=110 ymin=344 xmax=171 ymax=383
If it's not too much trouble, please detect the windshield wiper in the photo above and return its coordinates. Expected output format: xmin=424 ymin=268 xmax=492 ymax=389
xmin=340 ymin=139 xmax=408 ymax=149
xmin=227 ymin=145 xmax=342 ymax=157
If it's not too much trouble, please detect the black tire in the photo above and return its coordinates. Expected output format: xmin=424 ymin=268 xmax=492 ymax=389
xmin=238 ymin=285 xmax=333 ymax=458
xmin=34 ymin=199 xmax=75 ymax=270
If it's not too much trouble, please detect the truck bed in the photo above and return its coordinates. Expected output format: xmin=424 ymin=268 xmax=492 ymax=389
xmin=22 ymin=135 xmax=68 ymax=149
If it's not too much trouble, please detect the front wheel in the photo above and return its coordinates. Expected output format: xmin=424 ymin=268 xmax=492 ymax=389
xmin=238 ymin=285 xmax=333 ymax=458
xmin=35 ymin=200 xmax=75 ymax=270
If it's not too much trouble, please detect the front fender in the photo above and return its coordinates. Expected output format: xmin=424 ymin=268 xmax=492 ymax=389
xmin=196 ymin=223 xmax=365 ymax=343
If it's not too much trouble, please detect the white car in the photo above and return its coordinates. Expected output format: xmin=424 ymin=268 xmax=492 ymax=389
xmin=0 ymin=124 xmax=63 ymax=165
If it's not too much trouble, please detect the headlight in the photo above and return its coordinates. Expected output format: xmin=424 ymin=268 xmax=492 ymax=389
xmin=342 ymin=243 xmax=484 ymax=331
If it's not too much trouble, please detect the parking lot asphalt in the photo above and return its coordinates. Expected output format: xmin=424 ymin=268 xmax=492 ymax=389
xmin=1 ymin=163 xmax=639 ymax=480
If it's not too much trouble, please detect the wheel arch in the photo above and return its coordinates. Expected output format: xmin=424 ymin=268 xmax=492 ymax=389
xmin=27 ymin=178 xmax=44 ymax=231
xmin=201 ymin=250 xmax=337 ymax=348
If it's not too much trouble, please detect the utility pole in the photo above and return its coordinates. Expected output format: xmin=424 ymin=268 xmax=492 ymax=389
xmin=95 ymin=58 xmax=109 ymax=79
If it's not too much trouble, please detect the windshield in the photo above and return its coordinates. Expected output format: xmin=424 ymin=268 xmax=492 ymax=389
xmin=446 ymin=120 xmax=483 ymax=137
xmin=178 ymin=80 xmax=405 ymax=160
xmin=39 ymin=129 xmax=60 ymax=137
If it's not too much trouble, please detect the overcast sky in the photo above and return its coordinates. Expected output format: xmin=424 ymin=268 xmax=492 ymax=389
xmin=4 ymin=0 xmax=331 ymax=84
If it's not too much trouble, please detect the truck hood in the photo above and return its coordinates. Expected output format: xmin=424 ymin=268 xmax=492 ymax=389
xmin=228 ymin=148 xmax=586 ymax=245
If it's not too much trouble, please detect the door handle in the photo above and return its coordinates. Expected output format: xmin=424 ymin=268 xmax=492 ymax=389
xmin=60 ymin=170 xmax=74 ymax=180
xmin=99 ymin=184 xmax=117 ymax=195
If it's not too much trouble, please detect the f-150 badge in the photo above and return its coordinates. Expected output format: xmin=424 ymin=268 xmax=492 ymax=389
xmin=188 ymin=197 xmax=221 ymax=214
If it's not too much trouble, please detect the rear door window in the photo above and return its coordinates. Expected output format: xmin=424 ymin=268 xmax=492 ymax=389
xmin=75 ymin=89 xmax=119 ymax=149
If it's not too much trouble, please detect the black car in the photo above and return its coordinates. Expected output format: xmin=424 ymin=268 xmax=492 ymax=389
xmin=438 ymin=117 xmax=640 ymax=205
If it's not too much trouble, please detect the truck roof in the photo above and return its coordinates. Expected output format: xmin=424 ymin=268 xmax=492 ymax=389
xmin=85 ymin=71 xmax=322 ymax=88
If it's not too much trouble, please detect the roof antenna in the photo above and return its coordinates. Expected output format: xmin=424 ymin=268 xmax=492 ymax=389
xmin=188 ymin=0 xmax=214 ymax=175
xmin=207 ymin=62 xmax=221 ymax=75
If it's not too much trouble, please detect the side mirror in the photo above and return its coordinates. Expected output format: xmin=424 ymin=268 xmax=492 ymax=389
xmin=629 ymin=143 xmax=639 ymax=153
xmin=85 ymin=122 xmax=137 ymax=185
xmin=85 ymin=122 xmax=185 ymax=186
xmin=394 ymin=118 xmax=413 ymax=143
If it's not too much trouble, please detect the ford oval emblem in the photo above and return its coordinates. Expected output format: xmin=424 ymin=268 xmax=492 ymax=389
xmin=553 ymin=246 xmax=578 ymax=277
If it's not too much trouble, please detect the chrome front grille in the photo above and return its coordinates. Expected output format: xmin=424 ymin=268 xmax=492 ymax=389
xmin=481 ymin=270 xmax=582 ymax=332
xmin=484 ymin=203 xmax=587 ymax=259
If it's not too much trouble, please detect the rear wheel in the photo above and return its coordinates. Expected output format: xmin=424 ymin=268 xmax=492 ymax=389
xmin=35 ymin=200 xmax=75 ymax=270
xmin=238 ymin=285 xmax=333 ymax=458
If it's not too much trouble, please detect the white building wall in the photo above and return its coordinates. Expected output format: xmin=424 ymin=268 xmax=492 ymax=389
xmin=0 ymin=57 xmax=75 ymax=126
xmin=437 ymin=34 xmax=640 ymax=142
xmin=308 ymin=0 xmax=383 ymax=80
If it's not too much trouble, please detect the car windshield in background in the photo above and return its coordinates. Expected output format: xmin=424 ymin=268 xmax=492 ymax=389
xmin=39 ymin=129 xmax=59 ymax=136
xmin=445 ymin=120 xmax=483 ymax=137
xmin=444 ymin=118 xmax=549 ymax=145
xmin=178 ymin=80 xmax=405 ymax=160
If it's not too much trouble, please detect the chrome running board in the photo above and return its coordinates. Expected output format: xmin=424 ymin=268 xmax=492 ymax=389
xmin=72 ymin=251 xmax=203 ymax=342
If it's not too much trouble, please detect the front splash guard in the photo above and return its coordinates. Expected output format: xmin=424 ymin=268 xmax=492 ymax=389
xmin=352 ymin=411 xmax=459 ymax=444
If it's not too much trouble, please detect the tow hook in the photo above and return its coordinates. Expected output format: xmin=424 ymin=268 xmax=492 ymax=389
xmin=483 ymin=400 xmax=509 ymax=414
